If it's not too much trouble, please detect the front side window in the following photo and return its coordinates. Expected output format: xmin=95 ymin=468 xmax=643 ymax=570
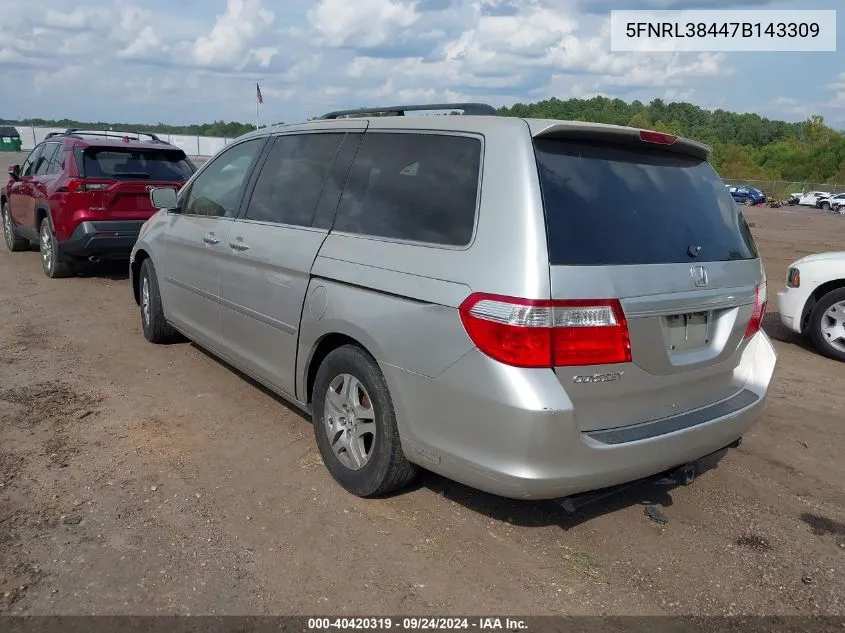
xmin=21 ymin=145 xmax=44 ymax=177
xmin=333 ymin=132 xmax=481 ymax=247
xmin=182 ymin=139 xmax=264 ymax=218
xmin=244 ymin=133 xmax=345 ymax=227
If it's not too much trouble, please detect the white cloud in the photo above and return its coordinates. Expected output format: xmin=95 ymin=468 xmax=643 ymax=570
xmin=43 ymin=8 xmax=100 ymax=30
xmin=825 ymin=73 xmax=845 ymax=93
xmin=308 ymin=0 xmax=420 ymax=47
xmin=119 ymin=25 xmax=164 ymax=60
xmin=192 ymin=0 xmax=275 ymax=68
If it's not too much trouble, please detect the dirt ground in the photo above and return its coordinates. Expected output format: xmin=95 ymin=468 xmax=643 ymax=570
xmin=1 ymin=164 xmax=844 ymax=615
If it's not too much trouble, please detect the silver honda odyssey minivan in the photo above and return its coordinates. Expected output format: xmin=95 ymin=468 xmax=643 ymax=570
xmin=130 ymin=103 xmax=777 ymax=500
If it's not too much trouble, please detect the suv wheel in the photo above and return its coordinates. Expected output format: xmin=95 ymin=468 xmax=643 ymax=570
xmin=139 ymin=258 xmax=183 ymax=344
xmin=312 ymin=344 xmax=418 ymax=497
xmin=807 ymin=288 xmax=845 ymax=362
xmin=39 ymin=218 xmax=73 ymax=278
xmin=2 ymin=201 xmax=28 ymax=252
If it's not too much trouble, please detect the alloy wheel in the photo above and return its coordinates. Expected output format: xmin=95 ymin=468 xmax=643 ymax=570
xmin=323 ymin=373 xmax=377 ymax=471
xmin=820 ymin=301 xmax=845 ymax=354
xmin=40 ymin=223 xmax=53 ymax=273
xmin=2 ymin=206 xmax=12 ymax=248
xmin=141 ymin=275 xmax=151 ymax=326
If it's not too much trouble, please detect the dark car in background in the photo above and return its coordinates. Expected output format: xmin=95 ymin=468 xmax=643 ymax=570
xmin=728 ymin=185 xmax=767 ymax=206
xmin=1 ymin=129 xmax=196 ymax=278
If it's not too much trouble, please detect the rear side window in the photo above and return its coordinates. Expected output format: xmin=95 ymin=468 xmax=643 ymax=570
xmin=34 ymin=143 xmax=60 ymax=175
xmin=333 ymin=132 xmax=481 ymax=247
xmin=534 ymin=139 xmax=758 ymax=266
xmin=244 ymin=132 xmax=345 ymax=227
xmin=74 ymin=147 xmax=195 ymax=182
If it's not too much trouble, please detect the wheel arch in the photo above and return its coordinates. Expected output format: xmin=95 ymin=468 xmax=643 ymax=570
xmin=131 ymin=249 xmax=152 ymax=305
xmin=800 ymin=278 xmax=845 ymax=332
xmin=34 ymin=203 xmax=53 ymax=232
xmin=301 ymin=332 xmax=378 ymax=405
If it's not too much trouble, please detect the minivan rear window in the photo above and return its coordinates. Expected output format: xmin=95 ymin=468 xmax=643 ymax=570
xmin=534 ymin=139 xmax=759 ymax=266
xmin=74 ymin=147 xmax=195 ymax=182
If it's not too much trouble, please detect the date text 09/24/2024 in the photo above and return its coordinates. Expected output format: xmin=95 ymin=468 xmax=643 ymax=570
xmin=307 ymin=618 xmax=528 ymax=631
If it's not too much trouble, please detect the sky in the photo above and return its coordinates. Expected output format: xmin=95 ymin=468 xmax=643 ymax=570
xmin=0 ymin=0 xmax=843 ymax=128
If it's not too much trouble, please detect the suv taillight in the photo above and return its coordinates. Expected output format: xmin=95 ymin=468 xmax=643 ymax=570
xmin=744 ymin=282 xmax=768 ymax=339
xmin=458 ymin=293 xmax=632 ymax=368
xmin=58 ymin=178 xmax=113 ymax=193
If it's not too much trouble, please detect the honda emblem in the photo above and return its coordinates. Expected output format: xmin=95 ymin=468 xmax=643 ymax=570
xmin=690 ymin=265 xmax=709 ymax=287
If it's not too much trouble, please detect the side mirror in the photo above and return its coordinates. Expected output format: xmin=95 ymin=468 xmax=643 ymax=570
xmin=8 ymin=164 xmax=20 ymax=180
xmin=150 ymin=186 xmax=179 ymax=211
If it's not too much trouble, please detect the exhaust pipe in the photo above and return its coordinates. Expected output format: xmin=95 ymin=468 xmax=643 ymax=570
xmin=88 ymin=255 xmax=102 ymax=263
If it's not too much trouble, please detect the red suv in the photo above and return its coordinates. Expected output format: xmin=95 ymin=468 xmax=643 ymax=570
xmin=1 ymin=129 xmax=196 ymax=277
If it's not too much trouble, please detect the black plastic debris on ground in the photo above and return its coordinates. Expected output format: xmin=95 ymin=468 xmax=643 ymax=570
xmin=645 ymin=504 xmax=668 ymax=525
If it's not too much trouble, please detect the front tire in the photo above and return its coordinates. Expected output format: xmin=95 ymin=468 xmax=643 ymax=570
xmin=312 ymin=345 xmax=418 ymax=497
xmin=807 ymin=288 xmax=845 ymax=362
xmin=39 ymin=218 xmax=73 ymax=278
xmin=139 ymin=258 xmax=183 ymax=344
xmin=821 ymin=202 xmax=830 ymax=211
xmin=2 ymin=201 xmax=28 ymax=252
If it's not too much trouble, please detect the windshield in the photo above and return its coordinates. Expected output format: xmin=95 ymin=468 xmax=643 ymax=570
xmin=75 ymin=147 xmax=195 ymax=181
xmin=534 ymin=138 xmax=759 ymax=266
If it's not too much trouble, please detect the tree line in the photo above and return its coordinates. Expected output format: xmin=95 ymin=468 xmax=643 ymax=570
xmin=1 ymin=118 xmax=260 ymax=140
xmin=5 ymin=96 xmax=845 ymax=184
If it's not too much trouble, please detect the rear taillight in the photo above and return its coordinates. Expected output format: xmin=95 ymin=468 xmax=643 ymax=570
xmin=744 ymin=282 xmax=768 ymax=339
xmin=639 ymin=130 xmax=677 ymax=145
xmin=57 ymin=178 xmax=113 ymax=193
xmin=458 ymin=293 xmax=632 ymax=368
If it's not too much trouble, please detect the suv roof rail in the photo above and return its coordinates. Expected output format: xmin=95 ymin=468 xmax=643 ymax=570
xmin=316 ymin=102 xmax=499 ymax=119
xmin=62 ymin=128 xmax=164 ymax=142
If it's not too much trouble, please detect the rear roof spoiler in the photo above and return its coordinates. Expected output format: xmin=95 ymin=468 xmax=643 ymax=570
xmin=529 ymin=121 xmax=711 ymax=160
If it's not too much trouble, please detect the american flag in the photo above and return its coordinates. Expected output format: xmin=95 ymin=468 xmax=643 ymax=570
xmin=256 ymin=83 xmax=263 ymax=104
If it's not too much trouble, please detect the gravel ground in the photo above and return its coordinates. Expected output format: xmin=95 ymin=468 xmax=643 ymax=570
xmin=1 ymin=153 xmax=843 ymax=615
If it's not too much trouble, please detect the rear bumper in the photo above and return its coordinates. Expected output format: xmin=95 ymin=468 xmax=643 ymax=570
xmin=59 ymin=220 xmax=144 ymax=259
xmin=385 ymin=332 xmax=777 ymax=500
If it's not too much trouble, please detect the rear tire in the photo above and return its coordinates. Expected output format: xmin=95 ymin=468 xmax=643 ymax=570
xmin=139 ymin=258 xmax=183 ymax=344
xmin=807 ymin=288 xmax=845 ymax=362
xmin=2 ymin=200 xmax=28 ymax=252
xmin=312 ymin=344 xmax=418 ymax=497
xmin=39 ymin=218 xmax=74 ymax=278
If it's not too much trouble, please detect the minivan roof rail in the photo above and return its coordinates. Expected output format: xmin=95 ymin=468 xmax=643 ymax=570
xmin=45 ymin=128 xmax=164 ymax=143
xmin=317 ymin=103 xmax=499 ymax=119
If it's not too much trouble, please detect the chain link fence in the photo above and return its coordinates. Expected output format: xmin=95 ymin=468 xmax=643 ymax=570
xmin=722 ymin=179 xmax=845 ymax=201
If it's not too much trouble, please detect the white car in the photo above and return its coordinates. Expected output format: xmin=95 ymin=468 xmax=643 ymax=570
xmin=788 ymin=191 xmax=831 ymax=206
xmin=777 ymin=252 xmax=845 ymax=361
xmin=817 ymin=193 xmax=845 ymax=213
